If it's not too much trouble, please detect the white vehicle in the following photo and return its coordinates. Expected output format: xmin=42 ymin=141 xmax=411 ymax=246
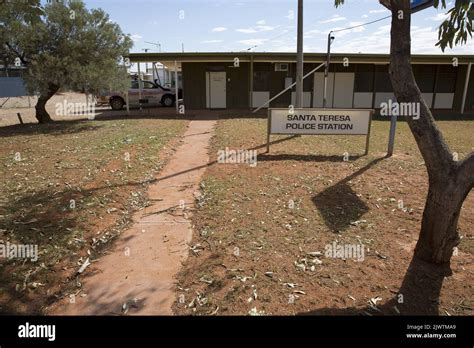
xmin=97 ymin=79 xmax=180 ymax=110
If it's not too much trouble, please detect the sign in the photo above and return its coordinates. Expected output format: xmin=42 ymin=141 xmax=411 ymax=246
xmin=379 ymin=0 xmax=434 ymax=13
xmin=410 ymin=0 xmax=435 ymax=12
xmin=266 ymin=108 xmax=373 ymax=154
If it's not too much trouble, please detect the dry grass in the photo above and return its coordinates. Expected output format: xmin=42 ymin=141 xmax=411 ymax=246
xmin=0 ymin=116 xmax=187 ymax=314
xmin=174 ymin=118 xmax=473 ymax=316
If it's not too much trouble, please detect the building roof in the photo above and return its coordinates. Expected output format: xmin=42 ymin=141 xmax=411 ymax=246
xmin=127 ymin=52 xmax=474 ymax=65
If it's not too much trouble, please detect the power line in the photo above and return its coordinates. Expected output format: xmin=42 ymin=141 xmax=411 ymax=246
xmin=243 ymin=10 xmax=392 ymax=52
xmin=330 ymin=14 xmax=391 ymax=33
xmin=242 ymin=28 xmax=293 ymax=52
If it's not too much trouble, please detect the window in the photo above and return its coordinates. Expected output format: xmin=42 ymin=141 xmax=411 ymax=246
xmin=275 ymin=63 xmax=288 ymax=72
xmin=253 ymin=71 xmax=269 ymax=91
xmin=142 ymin=81 xmax=156 ymax=89
xmin=436 ymin=65 xmax=457 ymax=93
xmin=375 ymin=65 xmax=392 ymax=92
xmin=354 ymin=64 xmax=374 ymax=92
xmin=130 ymin=80 xmax=139 ymax=89
xmin=413 ymin=65 xmax=436 ymax=93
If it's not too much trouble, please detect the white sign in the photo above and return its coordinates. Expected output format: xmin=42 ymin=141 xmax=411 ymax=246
xmin=269 ymin=108 xmax=372 ymax=135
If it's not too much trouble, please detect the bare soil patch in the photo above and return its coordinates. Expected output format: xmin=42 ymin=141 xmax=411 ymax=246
xmin=173 ymin=118 xmax=473 ymax=316
xmin=0 ymin=104 xmax=186 ymax=314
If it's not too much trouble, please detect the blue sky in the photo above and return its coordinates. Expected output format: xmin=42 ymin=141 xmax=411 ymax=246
xmin=84 ymin=0 xmax=473 ymax=55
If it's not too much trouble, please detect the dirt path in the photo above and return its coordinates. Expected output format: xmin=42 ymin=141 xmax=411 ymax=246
xmin=49 ymin=117 xmax=216 ymax=315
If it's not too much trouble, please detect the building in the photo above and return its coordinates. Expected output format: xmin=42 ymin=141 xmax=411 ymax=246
xmin=0 ymin=65 xmax=28 ymax=98
xmin=127 ymin=52 xmax=474 ymax=114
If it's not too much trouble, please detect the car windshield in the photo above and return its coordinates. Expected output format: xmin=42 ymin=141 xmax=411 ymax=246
xmin=142 ymin=81 xmax=156 ymax=89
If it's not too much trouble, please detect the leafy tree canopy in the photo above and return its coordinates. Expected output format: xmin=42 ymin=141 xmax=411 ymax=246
xmin=2 ymin=0 xmax=132 ymax=95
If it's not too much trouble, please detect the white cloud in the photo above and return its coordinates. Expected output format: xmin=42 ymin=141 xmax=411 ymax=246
xmin=303 ymin=28 xmax=324 ymax=39
xmin=130 ymin=34 xmax=142 ymax=42
xmin=236 ymin=24 xmax=276 ymax=34
xmin=319 ymin=15 xmax=346 ymax=24
xmin=238 ymin=38 xmax=268 ymax=46
xmin=256 ymin=25 xmax=275 ymax=32
xmin=201 ymin=39 xmax=224 ymax=44
xmin=425 ymin=13 xmax=449 ymax=21
xmin=212 ymin=27 xmax=227 ymax=32
xmin=348 ymin=22 xmax=365 ymax=33
xmin=332 ymin=23 xmax=473 ymax=54
xmin=256 ymin=19 xmax=266 ymax=25
xmin=237 ymin=28 xmax=258 ymax=34
xmin=369 ymin=9 xmax=388 ymax=14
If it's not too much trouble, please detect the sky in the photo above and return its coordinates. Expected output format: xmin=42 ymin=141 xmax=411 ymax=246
xmin=83 ymin=0 xmax=473 ymax=55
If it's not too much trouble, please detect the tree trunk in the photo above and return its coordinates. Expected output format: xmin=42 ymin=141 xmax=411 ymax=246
xmin=389 ymin=0 xmax=474 ymax=264
xmin=35 ymin=84 xmax=59 ymax=123
xmin=415 ymin=179 xmax=471 ymax=263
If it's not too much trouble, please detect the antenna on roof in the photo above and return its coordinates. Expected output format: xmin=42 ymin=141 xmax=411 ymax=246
xmin=145 ymin=41 xmax=161 ymax=52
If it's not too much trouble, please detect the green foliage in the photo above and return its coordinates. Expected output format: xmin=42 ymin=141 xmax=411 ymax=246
xmin=435 ymin=0 xmax=473 ymax=50
xmin=333 ymin=0 xmax=473 ymax=51
xmin=0 ymin=0 xmax=43 ymax=66
xmin=2 ymin=0 xmax=132 ymax=95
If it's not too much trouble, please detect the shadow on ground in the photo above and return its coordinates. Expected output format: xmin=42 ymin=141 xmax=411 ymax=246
xmin=0 ymin=122 xmax=103 ymax=137
xmin=312 ymin=157 xmax=385 ymax=232
xmin=299 ymin=256 xmax=450 ymax=315
xmin=0 ymin=186 xmax=85 ymax=314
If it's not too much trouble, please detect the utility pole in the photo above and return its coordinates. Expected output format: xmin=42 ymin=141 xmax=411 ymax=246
xmin=295 ymin=0 xmax=304 ymax=108
xmin=141 ymin=48 xmax=149 ymax=72
xmin=323 ymin=32 xmax=334 ymax=108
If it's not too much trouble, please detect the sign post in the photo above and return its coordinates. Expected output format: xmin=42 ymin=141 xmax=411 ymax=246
xmin=387 ymin=114 xmax=397 ymax=156
xmin=266 ymin=108 xmax=373 ymax=154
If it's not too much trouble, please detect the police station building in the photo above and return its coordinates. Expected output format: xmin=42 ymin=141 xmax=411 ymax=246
xmin=128 ymin=52 xmax=474 ymax=115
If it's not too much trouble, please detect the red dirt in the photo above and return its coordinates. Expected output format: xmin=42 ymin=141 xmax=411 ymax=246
xmin=48 ymin=117 xmax=217 ymax=315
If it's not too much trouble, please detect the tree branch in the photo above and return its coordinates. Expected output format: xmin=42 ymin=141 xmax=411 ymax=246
xmin=4 ymin=42 xmax=29 ymax=65
xmin=457 ymin=152 xmax=474 ymax=189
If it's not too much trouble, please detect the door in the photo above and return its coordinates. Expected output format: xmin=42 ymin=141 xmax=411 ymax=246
xmin=141 ymin=80 xmax=161 ymax=106
xmin=128 ymin=79 xmax=140 ymax=106
xmin=333 ymin=73 xmax=355 ymax=108
xmin=207 ymin=71 xmax=226 ymax=109
xmin=313 ymin=72 xmax=334 ymax=107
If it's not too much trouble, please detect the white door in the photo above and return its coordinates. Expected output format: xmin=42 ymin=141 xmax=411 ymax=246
xmin=333 ymin=73 xmax=355 ymax=108
xmin=207 ymin=72 xmax=226 ymax=109
xmin=313 ymin=72 xmax=334 ymax=107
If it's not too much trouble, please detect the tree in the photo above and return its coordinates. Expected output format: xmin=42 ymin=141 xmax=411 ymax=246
xmin=0 ymin=1 xmax=42 ymax=75
xmin=335 ymin=0 xmax=473 ymax=264
xmin=2 ymin=0 xmax=132 ymax=123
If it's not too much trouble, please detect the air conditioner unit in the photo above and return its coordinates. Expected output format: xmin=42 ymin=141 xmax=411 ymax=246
xmin=275 ymin=63 xmax=289 ymax=72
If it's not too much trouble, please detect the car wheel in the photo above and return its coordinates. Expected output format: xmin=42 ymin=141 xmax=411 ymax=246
xmin=162 ymin=95 xmax=174 ymax=107
xmin=110 ymin=97 xmax=125 ymax=110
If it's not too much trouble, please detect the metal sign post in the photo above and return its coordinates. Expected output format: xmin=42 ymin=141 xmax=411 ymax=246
xmin=387 ymin=114 xmax=397 ymax=157
xmin=295 ymin=0 xmax=304 ymax=108
xmin=365 ymin=111 xmax=373 ymax=155
xmin=266 ymin=108 xmax=271 ymax=153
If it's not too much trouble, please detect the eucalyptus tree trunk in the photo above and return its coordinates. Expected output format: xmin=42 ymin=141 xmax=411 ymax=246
xmin=35 ymin=83 xmax=59 ymax=123
xmin=388 ymin=0 xmax=473 ymax=264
